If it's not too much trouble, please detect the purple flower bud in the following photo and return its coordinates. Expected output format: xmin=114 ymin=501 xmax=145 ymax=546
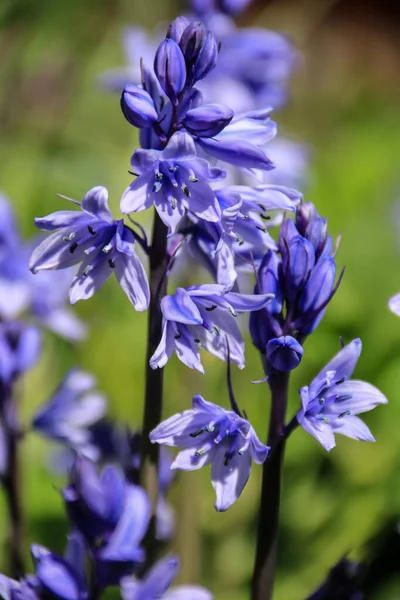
xmin=167 ymin=16 xmax=190 ymax=43
xmin=297 ymin=256 xmax=336 ymax=335
xmin=249 ymin=250 xmax=283 ymax=353
xmin=286 ymin=237 xmax=315 ymax=300
xmin=278 ymin=217 xmax=298 ymax=259
xmin=267 ymin=335 xmax=303 ymax=371
xmin=120 ymin=85 xmax=158 ymax=129
xmin=295 ymin=201 xmax=318 ymax=236
xmin=183 ymin=103 xmax=233 ymax=137
xmin=154 ymin=39 xmax=186 ymax=104
xmin=179 ymin=23 xmax=218 ymax=86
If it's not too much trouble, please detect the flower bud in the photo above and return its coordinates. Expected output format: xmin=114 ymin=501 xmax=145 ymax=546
xmin=120 ymin=85 xmax=158 ymax=129
xmin=166 ymin=16 xmax=190 ymax=43
xmin=297 ymin=257 xmax=336 ymax=335
xmin=154 ymin=39 xmax=186 ymax=103
xmin=183 ymin=103 xmax=233 ymax=137
xmin=286 ymin=237 xmax=315 ymax=300
xmin=267 ymin=335 xmax=303 ymax=371
xmin=295 ymin=201 xmax=317 ymax=236
xmin=278 ymin=217 xmax=298 ymax=259
xmin=179 ymin=23 xmax=218 ymax=86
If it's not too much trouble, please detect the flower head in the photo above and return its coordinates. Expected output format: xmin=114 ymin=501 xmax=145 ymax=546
xmin=32 ymin=369 xmax=107 ymax=454
xmin=150 ymin=394 xmax=269 ymax=511
xmin=121 ymin=133 xmax=224 ymax=235
xmin=150 ymin=284 xmax=273 ymax=373
xmin=30 ymin=186 xmax=150 ymax=310
xmin=296 ymin=339 xmax=388 ymax=451
xmin=121 ymin=555 xmax=212 ymax=600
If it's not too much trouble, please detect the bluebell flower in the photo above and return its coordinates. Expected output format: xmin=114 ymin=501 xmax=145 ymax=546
xmin=0 ymin=321 xmax=41 ymax=389
xmin=29 ymin=186 xmax=150 ymax=310
xmin=388 ymin=292 xmax=400 ymax=316
xmin=0 ymin=576 xmax=40 ymax=600
xmin=297 ymin=339 xmax=388 ymax=452
xmin=121 ymin=555 xmax=212 ymax=600
xmin=31 ymin=538 xmax=88 ymax=600
xmin=32 ymin=369 xmax=107 ymax=454
xmin=267 ymin=335 xmax=303 ymax=372
xmin=150 ymin=394 xmax=269 ymax=511
xmin=150 ymin=284 xmax=273 ymax=373
xmin=120 ymin=132 xmax=224 ymax=235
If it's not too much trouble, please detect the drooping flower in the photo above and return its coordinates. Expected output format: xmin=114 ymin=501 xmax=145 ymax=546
xmin=121 ymin=555 xmax=212 ymax=600
xmin=150 ymin=284 xmax=273 ymax=373
xmin=29 ymin=186 xmax=150 ymax=310
xmin=120 ymin=132 xmax=224 ymax=235
xmin=296 ymin=339 xmax=388 ymax=452
xmin=150 ymin=394 xmax=269 ymax=511
xmin=32 ymin=369 xmax=107 ymax=455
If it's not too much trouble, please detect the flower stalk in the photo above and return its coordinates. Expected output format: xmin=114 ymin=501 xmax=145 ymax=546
xmin=251 ymin=367 xmax=289 ymax=600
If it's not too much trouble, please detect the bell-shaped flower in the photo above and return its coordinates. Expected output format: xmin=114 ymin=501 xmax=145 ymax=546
xmin=266 ymin=335 xmax=303 ymax=371
xmin=121 ymin=85 xmax=159 ymax=128
xmin=29 ymin=186 xmax=150 ymax=310
xmin=150 ymin=394 xmax=269 ymax=511
xmin=296 ymin=339 xmax=388 ymax=451
xmin=121 ymin=555 xmax=212 ymax=600
xmin=178 ymin=22 xmax=218 ymax=86
xmin=183 ymin=103 xmax=234 ymax=137
xmin=31 ymin=540 xmax=88 ymax=600
xmin=154 ymin=39 xmax=186 ymax=104
xmin=150 ymin=284 xmax=273 ymax=373
xmin=0 ymin=321 xmax=41 ymax=389
xmin=120 ymin=132 xmax=224 ymax=235
xmin=32 ymin=368 xmax=107 ymax=452
xmin=94 ymin=484 xmax=150 ymax=587
xmin=296 ymin=256 xmax=336 ymax=335
xmin=62 ymin=457 xmax=128 ymax=544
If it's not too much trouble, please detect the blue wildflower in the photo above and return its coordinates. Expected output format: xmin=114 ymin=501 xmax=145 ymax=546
xmin=29 ymin=186 xmax=150 ymax=310
xmin=267 ymin=335 xmax=304 ymax=372
xmin=297 ymin=339 xmax=388 ymax=452
xmin=32 ymin=369 xmax=107 ymax=454
xmin=150 ymin=394 xmax=269 ymax=511
xmin=121 ymin=555 xmax=212 ymax=600
xmin=120 ymin=132 xmax=224 ymax=235
xmin=0 ymin=321 xmax=41 ymax=389
xmin=150 ymin=284 xmax=273 ymax=373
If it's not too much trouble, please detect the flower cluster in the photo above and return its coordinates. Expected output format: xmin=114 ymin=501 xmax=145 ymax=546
xmin=250 ymin=201 xmax=342 ymax=372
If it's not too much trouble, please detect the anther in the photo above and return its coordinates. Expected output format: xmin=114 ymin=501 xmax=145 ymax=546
xmin=63 ymin=232 xmax=75 ymax=242
xmin=83 ymin=265 xmax=91 ymax=277
xmin=171 ymin=198 xmax=177 ymax=209
xmin=181 ymin=184 xmax=191 ymax=197
xmin=195 ymin=448 xmax=207 ymax=457
xmin=152 ymin=181 xmax=162 ymax=193
xmin=229 ymin=307 xmax=238 ymax=317
xmin=338 ymin=410 xmax=351 ymax=419
xmin=108 ymin=258 xmax=115 ymax=268
xmin=174 ymin=333 xmax=182 ymax=340
xmin=205 ymin=305 xmax=217 ymax=311
xmin=87 ymin=225 xmax=96 ymax=235
xmin=260 ymin=214 xmax=271 ymax=221
xmin=213 ymin=325 xmax=220 ymax=335
xmin=189 ymin=176 xmax=198 ymax=182
xmin=102 ymin=244 xmax=113 ymax=254
xmin=69 ymin=242 xmax=78 ymax=254
xmin=190 ymin=429 xmax=204 ymax=438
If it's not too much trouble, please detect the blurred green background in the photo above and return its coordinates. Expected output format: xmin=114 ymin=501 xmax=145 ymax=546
xmin=1 ymin=0 xmax=400 ymax=598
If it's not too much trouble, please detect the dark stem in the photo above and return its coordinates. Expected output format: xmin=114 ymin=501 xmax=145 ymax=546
xmin=0 ymin=388 xmax=25 ymax=578
xmin=251 ymin=362 xmax=289 ymax=600
xmin=139 ymin=211 xmax=169 ymax=565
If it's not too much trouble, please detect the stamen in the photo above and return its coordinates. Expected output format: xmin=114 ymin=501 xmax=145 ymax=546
xmin=229 ymin=307 xmax=238 ymax=317
xmin=174 ymin=333 xmax=182 ymax=340
xmin=102 ymin=243 xmax=113 ymax=254
xmin=181 ymin=184 xmax=191 ymax=197
xmin=195 ymin=448 xmax=207 ymax=456
xmin=260 ymin=214 xmax=271 ymax=221
xmin=319 ymin=398 xmax=325 ymax=405
xmin=189 ymin=176 xmax=198 ymax=182
xmin=205 ymin=425 xmax=215 ymax=433
xmin=108 ymin=258 xmax=115 ymax=268
xmin=63 ymin=232 xmax=75 ymax=242
xmin=152 ymin=181 xmax=162 ymax=193
xmin=87 ymin=225 xmax=96 ymax=235
xmin=69 ymin=242 xmax=78 ymax=254
xmin=335 ymin=377 xmax=347 ymax=385
xmin=193 ymin=338 xmax=202 ymax=347
xmin=168 ymin=166 xmax=178 ymax=173
xmin=190 ymin=429 xmax=204 ymax=438
xmin=155 ymin=172 xmax=163 ymax=180
xmin=171 ymin=198 xmax=177 ymax=209
xmin=205 ymin=305 xmax=217 ymax=311
xmin=224 ymin=452 xmax=234 ymax=466
xmin=316 ymin=415 xmax=330 ymax=424
xmin=213 ymin=325 xmax=221 ymax=335
xmin=256 ymin=225 xmax=266 ymax=232
xmin=338 ymin=410 xmax=351 ymax=419
xmin=83 ymin=265 xmax=91 ymax=277
xmin=335 ymin=394 xmax=352 ymax=402
xmin=234 ymin=233 xmax=244 ymax=245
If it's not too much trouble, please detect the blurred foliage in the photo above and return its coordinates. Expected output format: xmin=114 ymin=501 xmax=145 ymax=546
xmin=0 ymin=0 xmax=400 ymax=599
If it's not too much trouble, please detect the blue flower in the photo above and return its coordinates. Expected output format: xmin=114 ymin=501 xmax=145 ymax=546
xmin=0 ymin=321 xmax=41 ymax=388
xmin=32 ymin=369 xmax=107 ymax=453
xmin=297 ymin=339 xmax=388 ymax=452
xmin=121 ymin=555 xmax=212 ymax=600
xmin=150 ymin=394 xmax=269 ymax=511
xmin=120 ymin=132 xmax=224 ymax=235
xmin=29 ymin=186 xmax=150 ymax=310
xmin=266 ymin=335 xmax=304 ymax=372
xmin=150 ymin=284 xmax=273 ymax=373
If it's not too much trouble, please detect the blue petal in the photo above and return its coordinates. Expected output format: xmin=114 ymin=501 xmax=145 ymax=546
xmin=197 ymin=137 xmax=274 ymax=171
xmin=161 ymin=288 xmax=203 ymax=325
xmin=32 ymin=546 xmax=85 ymax=600
xmin=140 ymin=555 xmax=180 ymax=599
xmin=154 ymin=39 xmax=186 ymax=103
xmin=309 ymin=339 xmax=362 ymax=399
xmin=211 ymin=443 xmax=252 ymax=511
xmin=81 ymin=186 xmax=114 ymax=224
